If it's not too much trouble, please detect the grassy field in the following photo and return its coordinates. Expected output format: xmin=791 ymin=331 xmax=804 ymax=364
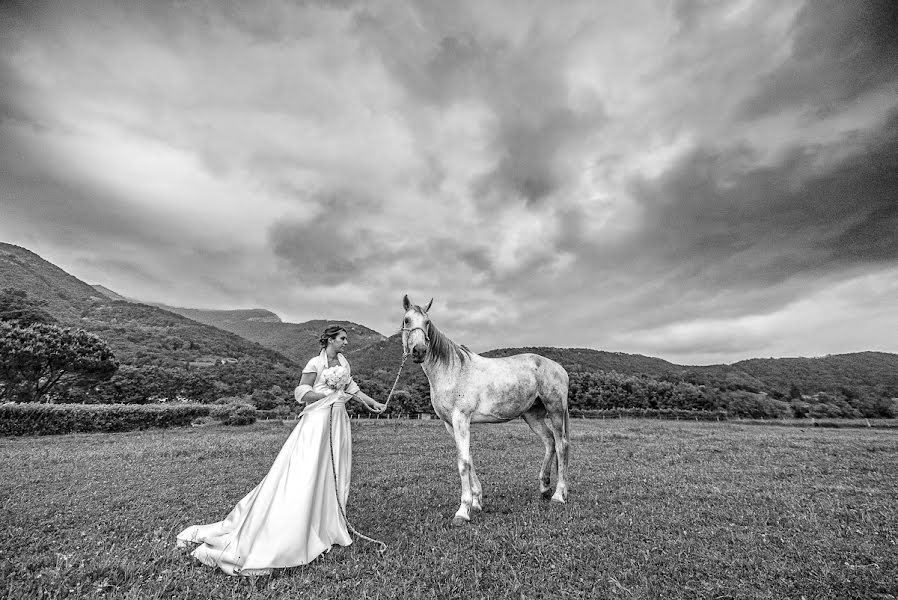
xmin=1 ymin=419 xmax=897 ymax=599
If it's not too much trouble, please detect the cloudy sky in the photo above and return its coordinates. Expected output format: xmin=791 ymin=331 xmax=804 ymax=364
xmin=1 ymin=0 xmax=896 ymax=365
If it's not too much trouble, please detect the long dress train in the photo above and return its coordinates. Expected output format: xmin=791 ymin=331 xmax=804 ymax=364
xmin=176 ymin=391 xmax=352 ymax=576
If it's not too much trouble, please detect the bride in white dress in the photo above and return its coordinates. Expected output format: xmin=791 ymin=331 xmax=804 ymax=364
xmin=176 ymin=325 xmax=386 ymax=576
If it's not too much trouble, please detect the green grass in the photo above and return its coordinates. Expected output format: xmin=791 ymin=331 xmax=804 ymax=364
xmin=1 ymin=419 xmax=897 ymax=599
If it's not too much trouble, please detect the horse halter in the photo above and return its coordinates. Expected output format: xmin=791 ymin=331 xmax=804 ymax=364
xmin=400 ymin=314 xmax=430 ymax=358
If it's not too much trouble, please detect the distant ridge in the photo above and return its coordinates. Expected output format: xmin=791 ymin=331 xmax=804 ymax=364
xmin=482 ymin=346 xmax=681 ymax=375
xmin=155 ymin=305 xmax=283 ymax=324
xmin=91 ymin=284 xmax=131 ymax=303
xmin=149 ymin=307 xmax=386 ymax=364
xmin=733 ymin=352 xmax=898 ymax=396
xmin=3 ymin=241 xmax=896 ymax=397
xmin=349 ymin=338 xmax=898 ymax=398
xmin=85 ymin=280 xmax=387 ymax=365
xmin=0 ymin=242 xmax=293 ymax=368
xmin=0 ymin=243 xmax=109 ymax=322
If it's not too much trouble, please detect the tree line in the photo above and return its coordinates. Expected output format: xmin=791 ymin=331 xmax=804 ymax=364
xmin=2 ymin=288 xmax=896 ymax=420
xmin=567 ymin=371 xmax=896 ymax=419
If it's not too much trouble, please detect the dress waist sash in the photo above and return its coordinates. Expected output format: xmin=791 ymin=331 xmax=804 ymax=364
xmin=300 ymin=390 xmax=350 ymax=417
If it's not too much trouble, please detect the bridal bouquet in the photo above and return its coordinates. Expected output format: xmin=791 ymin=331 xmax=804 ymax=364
xmin=322 ymin=365 xmax=351 ymax=393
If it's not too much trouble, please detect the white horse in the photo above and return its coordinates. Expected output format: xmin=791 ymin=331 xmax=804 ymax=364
xmin=401 ymin=295 xmax=570 ymax=526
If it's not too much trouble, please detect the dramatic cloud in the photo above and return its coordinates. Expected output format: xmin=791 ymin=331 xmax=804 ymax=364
xmin=1 ymin=0 xmax=896 ymax=364
xmin=740 ymin=0 xmax=898 ymax=118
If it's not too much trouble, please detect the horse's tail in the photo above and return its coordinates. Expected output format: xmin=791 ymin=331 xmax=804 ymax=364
xmin=559 ymin=365 xmax=570 ymax=440
xmin=563 ymin=399 xmax=570 ymax=440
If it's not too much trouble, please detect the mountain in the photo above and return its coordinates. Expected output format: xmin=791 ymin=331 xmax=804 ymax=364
xmin=82 ymin=288 xmax=387 ymax=365
xmin=482 ymin=347 xmax=681 ymax=375
xmin=348 ymin=338 xmax=685 ymax=380
xmin=345 ymin=333 xmax=431 ymax=399
xmin=152 ymin=306 xmax=386 ymax=364
xmin=348 ymin=333 xmax=418 ymax=377
xmin=91 ymin=284 xmax=131 ymax=302
xmin=348 ymin=336 xmax=898 ymax=399
xmin=734 ymin=352 xmax=898 ymax=397
xmin=152 ymin=305 xmax=282 ymax=324
xmin=4 ymin=242 xmax=896 ymax=402
xmin=350 ymin=338 xmax=705 ymax=383
xmin=0 ymin=243 xmax=293 ymax=369
xmin=1 ymin=244 xmax=108 ymax=323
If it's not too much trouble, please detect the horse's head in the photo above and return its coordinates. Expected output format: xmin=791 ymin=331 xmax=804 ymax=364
xmin=401 ymin=294 xmax=433 ymax=363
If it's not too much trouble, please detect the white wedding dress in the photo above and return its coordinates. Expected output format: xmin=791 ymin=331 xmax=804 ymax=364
xmin=176 ymin=350 xmax=361 ymax=576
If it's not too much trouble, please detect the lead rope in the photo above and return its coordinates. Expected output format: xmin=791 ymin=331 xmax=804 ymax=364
xmin=328 ymin=405 xmax=386 ymax=553
xmin=381 ymin=352 xmax=409 ymax=412
xmin=325 ymin=350 xmax=409 ymax=554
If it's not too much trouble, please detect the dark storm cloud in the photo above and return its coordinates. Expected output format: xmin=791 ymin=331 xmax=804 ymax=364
xmin=0 ymin=151 xmax=264 ymax=300
xmin=479 ymin=100 xmax=898 ymax=358
xmin=473 ymin=103 xmax=605 ymax=207
xmin=267 ymin=190 xmax=390 ymax=285
xmin=266 ymin=187 xmax=493 ymax=290
xmin=669 ymin=0 xmax=719 ymax=34
xmin=353 ymin=4 xmax=606 ymax=207
xmin=629 ymin=107 xmax=898 ymax=288
xmin=0 ymin=62 xmax=38 ymax=129
xmin=0 ymin=144 xmax=172 ymax=250
xmin=269 ymin=222 xmax=379 ymax=287
xmin=524 ymin=103 xmax=898 ymax=351
xmin=740 ymin=0 xmax=898 ymax=119
xmin=268 ymin=204 xmax=496 ymax=289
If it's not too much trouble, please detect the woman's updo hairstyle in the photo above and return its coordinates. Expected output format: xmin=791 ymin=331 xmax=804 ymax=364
xmin=319 ymin=325 xmax=347 ymax=349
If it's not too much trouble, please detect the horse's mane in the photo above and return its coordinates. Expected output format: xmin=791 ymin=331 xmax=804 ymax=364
xmin=425 ymin=315 xmax=472 ymax=366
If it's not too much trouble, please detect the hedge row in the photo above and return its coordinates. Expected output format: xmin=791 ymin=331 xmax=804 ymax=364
xmin=0 ymin=402 xmax=212 ymax=436
xmin=209 ymin=402 xmax=257 ymax=426
xmin=570 ymin=408 xmax=729 ymax=421
xmin=255 ymin=407 xmax=295 ymax=420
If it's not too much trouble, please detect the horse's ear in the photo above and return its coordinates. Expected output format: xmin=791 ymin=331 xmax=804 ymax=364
xmin=403 ymin=294 xmax=411 ymax=311
xmin=424 ymin=298 xmax=433 ymax=313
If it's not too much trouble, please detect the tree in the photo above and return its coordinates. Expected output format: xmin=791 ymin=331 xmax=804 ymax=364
xmin=0 ymin=289 xmax=57 ymax=326
xmin=251 ymin=387 xmax=282 ymax=410
xmin=0 ymin=322 xmax=118 ymax=403
xmin=788 ymin=383 xmax=802 ymax=399
xmin=385 ymin=390 xmax=413 ymax=416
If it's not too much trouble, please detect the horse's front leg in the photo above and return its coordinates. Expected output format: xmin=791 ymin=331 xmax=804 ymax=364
xmin=469 ymin=464 xmax=483 ymax=512
xmin=449 ymin=412 xmax=474 ymax=526
xmin=444 ymin=421 xmax=482 ymax=513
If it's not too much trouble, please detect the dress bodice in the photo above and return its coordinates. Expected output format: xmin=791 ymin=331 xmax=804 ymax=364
xmin=304 ymin=349 xmax=361 ymax=397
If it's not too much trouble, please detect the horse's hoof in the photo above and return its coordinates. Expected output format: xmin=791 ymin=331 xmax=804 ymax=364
xmin=472 ymin=500 xmax=483 ymax=512
xmin=540 ymin=488 xmax=553 ymax=498
xmin=451 ymin=516 xmax=469 ymax=527
xmin=550 ymin=494 xmax=566 ymax=504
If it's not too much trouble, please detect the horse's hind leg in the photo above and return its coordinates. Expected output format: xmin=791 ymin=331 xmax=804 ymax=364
xmin=546 ymin=406 xmax=570 ymax=503
xmin=522 ymin=406 xmax=555 ymax=498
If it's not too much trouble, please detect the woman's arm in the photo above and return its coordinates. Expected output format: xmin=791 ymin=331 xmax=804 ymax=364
xmin=296 ymin=372 xmax=382 ymax=411
xmin=341 ymin=367 xmax=385 ymax=412
xmin=350 ymin=390 xmax=386 ymax=412
xmin=295 ymin=372 xmax=326 ymax=404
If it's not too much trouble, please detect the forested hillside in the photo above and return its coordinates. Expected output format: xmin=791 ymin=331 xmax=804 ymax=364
xmin=3 ymin=242 xmax=896 ymax=420
xmin=0 ymin=244 xmax=299 ymax=402
xmin=156 ymin=307 xmax=386 ymax=364
xmin=734 ymin=352 xmax=898 ymax=397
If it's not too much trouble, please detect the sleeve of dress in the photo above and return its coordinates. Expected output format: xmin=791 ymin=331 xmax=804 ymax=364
xmin=302 ymin=355 xmax=319 ymax=375
xmin=343 ymin=357 xmax=361 ymax=395
xmin=295 ymin=356 xmax=319 ymax=403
